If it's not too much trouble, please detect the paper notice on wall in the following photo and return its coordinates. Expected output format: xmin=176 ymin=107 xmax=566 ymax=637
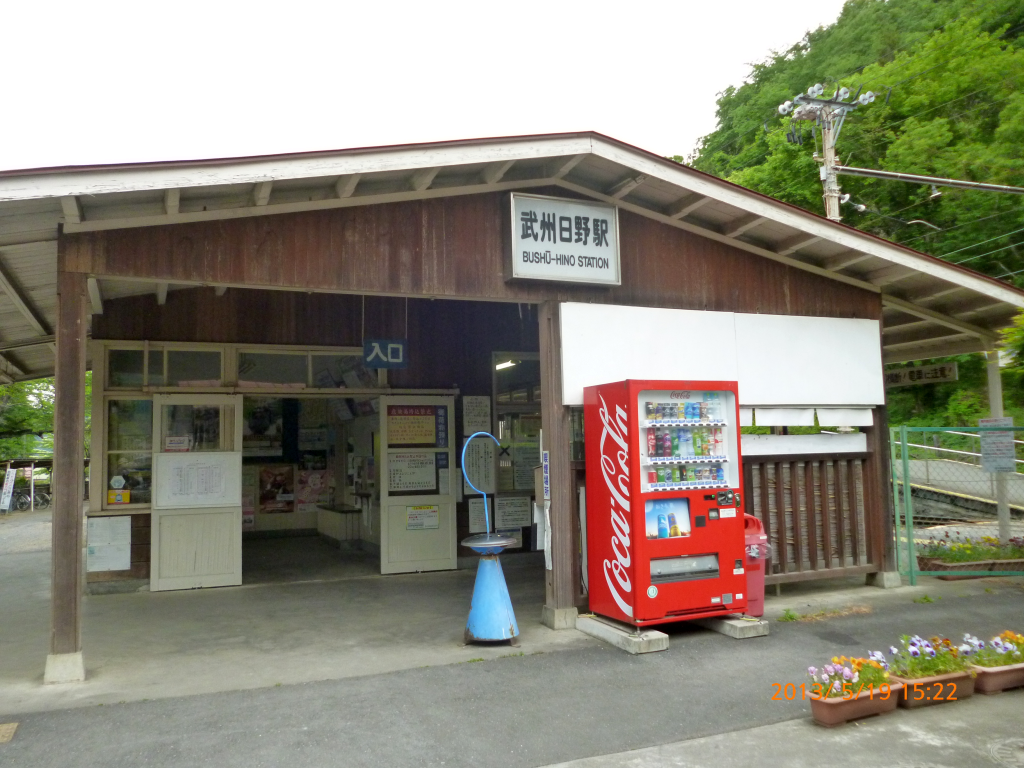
xmin=513 ymin=444 xmax=540 ymax=490
xmin=86 ymin=516 xmax=132 ymax=572
xmin=980 ymin=417 xmax=1016 ymax=473
xmin=298 ymin=428 xmax=328 ymax=451
xmin=462 ymin=438 xmax=495 ymax=495
xmin=387 ymin=406 xmax=438 ymax=446
xmin=495 ymin=496 xmax=531 ymax=529
xmin=462 ymin=396 xmax=491 ymax=435
xmin=388 ymin=452 xmax=436 ymax=492
xmin=407 ymin=505 xmax=439 ymax=530
xmin=297 ymin=470 xmax=331 ymax=513
xmin=438 ymin=467 xmax=449 ymax=497
xmin=468 ymin=497 xmax=488 ymax=533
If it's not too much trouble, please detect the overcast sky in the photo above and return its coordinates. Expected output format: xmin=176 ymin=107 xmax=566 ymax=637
xmin=0 ymin=0 xmax=849 ymax=172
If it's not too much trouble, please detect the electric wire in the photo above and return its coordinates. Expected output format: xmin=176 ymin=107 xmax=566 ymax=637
xmin=954 ymin=239 xmax=1024 ymax=265
xmin=898 ymin=209 xmax=1023 ymax=246
xmin=941 ymin=225 xmax=1024 ymax=258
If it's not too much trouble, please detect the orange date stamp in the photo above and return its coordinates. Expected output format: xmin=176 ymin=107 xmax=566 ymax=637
xmin=771 ymin=682 xmax=905 ymax=701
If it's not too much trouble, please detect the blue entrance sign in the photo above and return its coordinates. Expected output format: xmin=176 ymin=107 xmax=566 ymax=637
xmin=363 ymin=339 xmax=408 ymax=369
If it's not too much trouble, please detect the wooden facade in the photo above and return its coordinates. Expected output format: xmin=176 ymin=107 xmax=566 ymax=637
xmin=58 ymin=186 xmax=891 ymax=642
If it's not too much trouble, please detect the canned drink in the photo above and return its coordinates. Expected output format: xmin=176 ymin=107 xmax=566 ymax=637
xmin=647 ymin=427 xmax=657 ymax=456
xmin=671 ymin=430 xmax=680 ymax=457
xmin=645 ymin=402 xmax=656 ymax=421
xmin=654 ymin=404 xmax=663 ymax=422
xmin=656 ymin=467 xmax=666 ymax=484
xmin=671 ymin=466 xmax=682 ymax=483
xmin=657 ymin=513 xmax=669 ymax=538
xmin=648 ymin=470 xmax=658 ymax=484
xmin=667 ymin=512 xmax=680 ymax=537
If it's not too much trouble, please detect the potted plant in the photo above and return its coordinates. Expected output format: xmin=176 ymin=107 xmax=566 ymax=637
xmin=806 ymin=653 xmax=903 ymax=727
xmin=967 ymin=631 xmax=1024 ymax=694
xmin=887 ymin=635 xmax=976 ymax=707
xmin=916 ymin=535 xmax=1024 ymax=579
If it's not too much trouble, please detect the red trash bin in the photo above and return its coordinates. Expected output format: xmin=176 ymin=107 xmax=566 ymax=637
xmin=743 ymin=514 xmax=771 ymax=617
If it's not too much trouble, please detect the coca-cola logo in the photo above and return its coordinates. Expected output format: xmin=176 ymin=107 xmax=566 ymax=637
xmin=598 ymin=394 xmax=633 ymax=617
xmin=669 ymin=391 xmax=691 ymax=400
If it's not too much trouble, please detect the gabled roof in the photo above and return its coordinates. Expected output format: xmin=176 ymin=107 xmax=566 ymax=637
xmin=0 ymin=131 xmax=1020 ymax=379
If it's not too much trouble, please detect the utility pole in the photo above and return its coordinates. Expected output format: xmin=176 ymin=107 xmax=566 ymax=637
xmin=778 ymin=84 xmax=876 ymax=222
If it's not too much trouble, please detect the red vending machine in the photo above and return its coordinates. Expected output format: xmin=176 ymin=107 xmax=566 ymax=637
xmin=584 ymin=379 xmax=747 ymax=626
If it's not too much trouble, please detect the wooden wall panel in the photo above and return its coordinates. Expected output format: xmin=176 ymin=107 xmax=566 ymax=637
xmin=66 ymin=190 xmax=881 ymax=321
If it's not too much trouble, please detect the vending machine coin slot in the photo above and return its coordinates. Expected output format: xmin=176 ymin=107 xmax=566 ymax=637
xmin=708 ymin=509 xmax=720 ymax=520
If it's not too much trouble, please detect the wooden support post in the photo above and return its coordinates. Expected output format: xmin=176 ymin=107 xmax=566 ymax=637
xmin=45 ymin=267 xmax=88 ymax=684
xmin=986 ymin=350 xmax=1011 ymax=545
xmin=538 ymin=301 xmax=577 ymax=629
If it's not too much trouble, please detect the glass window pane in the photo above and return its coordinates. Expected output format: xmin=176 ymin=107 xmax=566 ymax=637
xmin=166 ymin=351 xmax=221 ymax=387
xmin=107 ymin=399 xmax=153 ymax=451
xmin=148 ymin=350 xmax=165 ymax=386
xmin=238 ymin=353 xmax=307 ymax=387
xmin=107 ymin=452 xmax=152 ymax=505
xmin=108 ymin=349 xmax=145 ymax=387
xmin=311 ymin=355 xmax=378 ymax=389
xmin=161 ymin=404 xmax=232 ymax=451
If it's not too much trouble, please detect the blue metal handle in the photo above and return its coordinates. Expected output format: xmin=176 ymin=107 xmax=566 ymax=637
xmin=461 ymin=431 xmax=500 ymax=534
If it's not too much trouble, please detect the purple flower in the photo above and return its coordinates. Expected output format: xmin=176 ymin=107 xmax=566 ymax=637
xmin=831 ymin=680 xmax=841 ymax=693
xmin=909 ymin=646 xmax=920 ymax=658
xmin=890 ymin=646 xmax=898 ymax=655
xmin=926 ymin=647 xmax=936 ymax=658
xmin=824 ymin=664 xmax=835 ymax=675
xmin=842 ymin=668 xmax=853 ymax=680
xmin=808 ymin=666 xmax=817 ymax=676
xmin=821 ymin=673 xmax=829 ymax=683
xmin=958 ymin=643 xmax=972 ymax=654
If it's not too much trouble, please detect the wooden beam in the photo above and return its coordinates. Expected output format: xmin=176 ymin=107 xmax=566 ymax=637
xmin=882 ymin=318 xmax=932 ymax=336
xmin=0 ymin=355 xmax=25 ymax=378
xmin=884 ymin=337 xmax=988 ymax=363
xmin=50 ymin=269 xmax=87 ymax=671
xmin=163 ymin=188 xmax=180 ymax=215
xmin=214 ymin=285 xmax=227 ymax=297
xmin=156 ymin=282 xmax=168 ymax=305
xmin=409 ymin=167 xmax=439 ymax=192
xmin=539 ymin=300 xmax=575 ymax=620
xmin=820 ymin=251 xmax=871 ymax=271
xmin=253 ymin=181 xmax=273 ymax=207
xmin=0 ymin=260 xmax=50 ymax=335
xmin=911 ymin=284 xmax=967 ymax=305
xmin=60 ymin=196 xmax=82 ymax=225
xmin=86 ymin=277 xmax=102 ymax=315
xmin=0 ymin=334 xmax=55 ymax=352
xmin=721 ymin=213 xmax=766 ymax=238
xmin=481 ymin=160 xmax=515 ymax=185
xmin=665 ymin=194 xmax=709 ymax=219
xmin=881 ymin=294 xmax=997 ymax=341
xmin=883 ymin=329 xmax=968 ymax=349
xmin=335 ymin=174 xmax=360 ymax=198
xmin=607 ymin=174 xmax=647 ymax=199
xmin=549 ymin=154 xmax=586 ymax=180
xmin=773 ymin=233 xmax=821 ymax=256
xmin=865 ymin=264 xmax=918 ymax=286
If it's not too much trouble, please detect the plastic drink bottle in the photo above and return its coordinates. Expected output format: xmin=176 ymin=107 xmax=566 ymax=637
xmin=657 ymin=513 xmax=669 ymax=538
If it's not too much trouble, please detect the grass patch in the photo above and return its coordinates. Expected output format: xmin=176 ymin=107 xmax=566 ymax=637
xmin=796 ymin=605 xmax=871 ymax=622
xmin=467 ymin=658 xmax=484 ymax=663
xmin=913 ymin=595 xmax=935 ymax=604
xmin=777 ymin=609 xmax=799 ymax=622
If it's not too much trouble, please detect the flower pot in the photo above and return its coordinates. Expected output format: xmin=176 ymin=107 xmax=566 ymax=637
xmin=891 ymin=670 xmax=975 ymax=708
xmin=809 ymin=684 xmax=904 ymax=727
xmin=919 ymin=560 xmax=996 ymax=580
xmin=972 ymin=661 xmax=1024 ymax=694
xmin=989 ymin=558 xmax=1024 ymax=574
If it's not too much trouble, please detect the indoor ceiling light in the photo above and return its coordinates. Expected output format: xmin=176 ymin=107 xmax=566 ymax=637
xmin=495 ymin=360 xmax=516 ymax=370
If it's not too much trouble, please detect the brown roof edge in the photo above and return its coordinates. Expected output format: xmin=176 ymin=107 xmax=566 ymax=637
xmin=3 ymin=130 xmax=1022 ymax=303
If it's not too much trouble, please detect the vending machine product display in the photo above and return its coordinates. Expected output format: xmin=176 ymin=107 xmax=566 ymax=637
xmin=584 ymin=379 xmax=747 ymax=626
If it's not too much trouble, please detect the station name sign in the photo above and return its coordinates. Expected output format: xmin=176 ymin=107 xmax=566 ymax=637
xmin=884 ymin=362 xmax=958 ymax=388
xmin=508 ymin=193 xmax=620 ymax=286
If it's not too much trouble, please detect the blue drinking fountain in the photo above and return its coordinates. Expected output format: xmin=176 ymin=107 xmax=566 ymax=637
xmin=461 ymin=431 xmax=520 ymax=645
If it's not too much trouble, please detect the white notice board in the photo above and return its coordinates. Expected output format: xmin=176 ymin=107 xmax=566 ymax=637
xmin=495 ymin=496 xmax=531 ymax=529
xmin=980 ymin=417 xmax=1016 ymax=473
xmin=462 ymin=396 xmax=492 ymax=435
xmin=153 ymin=452 xmax=242 ymax=509
xmin=87 ymin=516 xmax=132 ymax=572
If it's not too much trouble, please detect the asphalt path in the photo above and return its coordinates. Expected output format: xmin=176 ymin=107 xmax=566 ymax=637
xmin=2 ymin=585 xmax=1020 ymax=768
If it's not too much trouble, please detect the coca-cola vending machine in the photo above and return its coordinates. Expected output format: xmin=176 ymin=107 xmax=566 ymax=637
xmin=584 ymin=379 xmax=747 ymax=626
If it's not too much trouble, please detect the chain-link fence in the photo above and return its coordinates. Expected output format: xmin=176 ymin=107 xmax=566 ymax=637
xmin=891 ymin=425 xmax=1024 ymax=584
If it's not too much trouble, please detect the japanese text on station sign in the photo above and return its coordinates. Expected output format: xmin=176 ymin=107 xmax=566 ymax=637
xmin=510 ymin=194 xmax=620 ymax=286
xmin=884 ymin=362 xmax=958 ymax=388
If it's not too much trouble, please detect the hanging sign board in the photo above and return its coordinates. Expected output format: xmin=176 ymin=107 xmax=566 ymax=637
xmin=86 ymin=516 xmax=132 ymax=572
xmin=0 ymin=467 xmax=16 ymax=511
xmin=508 ymin=193 xmax=620 ymax=286
xmin=979 ymin=417 xmax=1016 ymax=473
xmin=363 ymin=339 xmax=408 ymax=369
xmin=885 ymin=362 xmax=958 ymax=388
xmin=406 ymin=505 xmax=440 ymax=530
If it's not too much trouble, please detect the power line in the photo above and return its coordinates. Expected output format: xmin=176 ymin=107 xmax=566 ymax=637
xmin=899 ymin=208 xmax=1023 ymax=245
xmin=955 ymin=239 xmax=1024 ymax=265
xmin=941 ymin=225 xmax=1024 ymax=258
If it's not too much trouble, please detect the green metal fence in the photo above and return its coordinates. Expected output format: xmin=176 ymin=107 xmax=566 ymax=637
xmin=891 ymin=425 xmax=1024 ymax=585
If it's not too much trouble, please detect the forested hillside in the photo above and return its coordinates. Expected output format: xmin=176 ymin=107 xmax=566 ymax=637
xmin=684 ymin=0 xmax=1024 ymax=426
